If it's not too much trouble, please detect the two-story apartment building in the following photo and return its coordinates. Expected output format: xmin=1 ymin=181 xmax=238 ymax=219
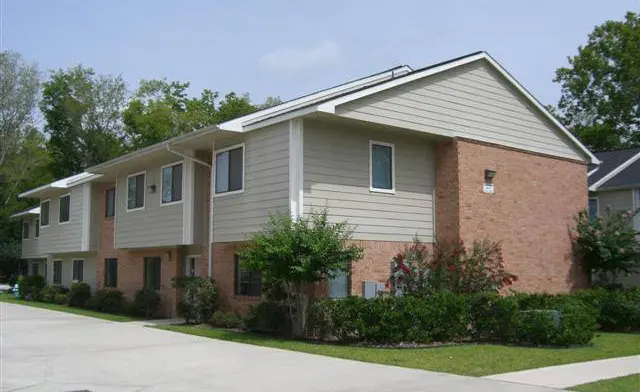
xmin=16 ymin=52 xmax=599 ymax=316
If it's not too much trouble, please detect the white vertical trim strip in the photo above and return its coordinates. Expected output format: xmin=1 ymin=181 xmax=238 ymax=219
xmin=208 ymin=140 xmax=215 ymax=277
xmin=289 ymin=119 xmax=304 ymax=220
xmin=182 ymin=151 xmax=195 ymax=244
xmin=114 ymin=172 xmax=118 ymax=249
xmin=81 ymin=183 xmax=91 ymax=251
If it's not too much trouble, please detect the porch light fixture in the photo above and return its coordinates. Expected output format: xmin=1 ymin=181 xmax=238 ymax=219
xmin=148 ymin=184 xmax=157 ymax=193
xmin=484 ymin=169 xmax=497 ymax=183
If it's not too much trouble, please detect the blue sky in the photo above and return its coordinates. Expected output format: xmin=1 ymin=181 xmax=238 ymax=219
xmin=2 ymin=0 xmax=638 ymax=106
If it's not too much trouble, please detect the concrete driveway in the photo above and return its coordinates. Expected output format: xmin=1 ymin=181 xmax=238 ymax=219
xmin=1 ymin=303 xmax=565 ymax=392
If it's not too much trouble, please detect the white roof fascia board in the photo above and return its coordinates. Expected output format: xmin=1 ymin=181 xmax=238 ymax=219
xmin=316 ymin=52 xmax=599 ymax=165
xmin=11 ymin=207 xmax=41 ymax=218
xmin=218 ymin=66 xmax=413 ymax=132
xmin=589 ymin=151 xmax=640 ymax=191
xmin=587 ymin=167 xmax=599 ymax=177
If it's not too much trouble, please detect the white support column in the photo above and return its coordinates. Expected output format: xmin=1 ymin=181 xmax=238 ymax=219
xmin=182 ymin=149 xmax=195 ymax=245
xmin=289 ymin=119 xmax=304 ymax=220
xmin=208 ymin=140 xmax=216 ymax=277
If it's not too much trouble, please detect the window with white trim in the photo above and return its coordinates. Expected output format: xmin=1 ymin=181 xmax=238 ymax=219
xmin=127 ymin=172 xmax=145 ymax=210
xmin=59 ymin=194 xmax=71 ymax=223
xmin=40 ymin=200 xmax=50 ymax=226
xmin=53 ymin=260 xmax=62 ymax=284
xmin=72 ymin=259 xmax=83 ymax=281
xmin=161 ymin=162 xmax=183 ymax=204
xmin=35 ymin=219 xmax=39 ymax=238
xmin=588 ymin=198 xmax=599 ymax=220
xmin=22 ymin=222 xmax=29 ymax=239
xmin=185 ymin=255 xmax=200 ymax=277
xmin=370 ymin=141 xmax=394 ymax=192
xmin=215 ymin=145 xmax=244 ymax=194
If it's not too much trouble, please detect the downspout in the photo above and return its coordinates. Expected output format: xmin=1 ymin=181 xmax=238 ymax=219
xmin=165 ymin=144 xmax=213 ymax=277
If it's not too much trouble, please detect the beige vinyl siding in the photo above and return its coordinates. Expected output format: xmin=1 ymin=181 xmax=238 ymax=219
xmin=38 ymin=187 xmax=84 ymax=254
xmin=213 ymin=122 xmax=290 ymax=242
xmin=337 ymin=60 xmax=584 ymax=162
xmin=50 ymin=256 xmax=97 ymax=288
xmin=193 ymin=151 xmax=210 ymax=245
xmin=596 ymin=189 xmax=634 ymax=218
xmin=115 ymin=157 xmax=185 ymax=249
xmin=303 ymin=119 xmax=435 ymax=242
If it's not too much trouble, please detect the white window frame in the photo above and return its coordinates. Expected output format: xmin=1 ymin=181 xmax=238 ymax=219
xmin=588 ymin=197 xmax=599 ymax=218
xmin=160 ymin=160 xmax=184 ymax=206
xmin=72 ymin=259 xmax=84 ymax=282
xmin=53 ymin=259 xmax=63 ymax=285
xmin=22 ymin=221 xmax=29 ymax=239
xmin=35 ymin=218 xmax=39 ymax=238
xmin=213 ymin=143 xmax=245 ymax=197
xmin=126 ymin=171 xmax=146 ymax=212
xmin=369 ymin=140 xmax=396 ymax=194
xmin=40 ymin=199 xmax=51 ymax=228
xmin=58 ymin=193 xmax=72 ymax=225
xmin=185 ymin=254 xmax=200 ymax=277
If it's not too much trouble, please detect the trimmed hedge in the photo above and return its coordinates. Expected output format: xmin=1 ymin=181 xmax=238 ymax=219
xmin=89 ymin=289 xmax=126 ymax=314
xmin=67 ymin=282 xmax=92 ymax=307
xmin=306 ymin=290 xmax=614 ymax=346
xmin=41 ymin=285 xmax=69 ymax=303
xmin=245 ymin=301 xmax=291 ymax=336
xmin=132 ymin=289 xmax=161 ymax=318
xmin=17 ymin=275 xmax=46 ymax=300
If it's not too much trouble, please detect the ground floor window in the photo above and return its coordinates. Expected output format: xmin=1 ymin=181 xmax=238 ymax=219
xmin=185 ymin=255 xmax=199 ymax=277
xmin=328 ymin=269 xmax=349 ymax=298
xmin=105 ymin=258 xmax=118 ymax=287
xmin=53 ymin=260 xmax=62 ymax=284
xmin=72 ymin=259 xmax=83 ymax=282
xmin=234 ymin=255 xmax=261 ymax=296
xmin=31 ymin=262 xmax=39 ymax=277
xmin=144 ymin=257 xmax=161 ymax=290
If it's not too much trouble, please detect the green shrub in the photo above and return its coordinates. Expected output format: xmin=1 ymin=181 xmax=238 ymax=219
xmin=17 ymin=275 xmax=46 ymax=300
xmin=41 ymin=285 xmax=69 ymax=303
xmin=307 ymin=296 xmax=365 ymax=342
xmin=67 ymin=282 xmax=92 ymax=307
xmin=516 ymin=309 xmax=561 ymax=345
xmin=173 ymin=277 xmax=219 ymax=324
xmin=469 ymin=292 xmax=519 ymax=342
xmin=211 ymin=311 xmax=243 ymax=328
xmin=54 ymin=293 xmax=68 ymax=305
xmin=132 ymin=289 xmax=161 ymax=318
xmin=597 ymin=288 xmax=640 ymax=331
xmin=245 ymin=301 xmax=290 ymax=335
xmin=89 ymin=289 xmax=126 ymax=314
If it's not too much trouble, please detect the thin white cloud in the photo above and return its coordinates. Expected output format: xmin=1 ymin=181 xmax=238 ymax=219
xmin=259 ymin=41 xmax=342 ymax=72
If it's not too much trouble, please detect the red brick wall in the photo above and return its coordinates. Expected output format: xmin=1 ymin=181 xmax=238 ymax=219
xmin=435 ymin=139 xmax=461 ymax=241
xmin=349 ymin=240 xmax=412 ymax=295
xmin=435 ymin=138 xmax=589 ymax=293
xmin=212 ymin=242 xmax=261 ymax=314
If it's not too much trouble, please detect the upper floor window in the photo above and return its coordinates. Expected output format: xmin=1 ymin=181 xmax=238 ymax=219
xmin=127 ymin=172 xmax=145 ymax=211
xmin=35 ymin=219 xmax=39 ymax=238
xmin=588 ymin=198 xmax=599 ymax=220
xmin=370 ymin=141 xmax=395 ymax=193
xmin=59 ymin=194 xmax=71 ymax=223
xmin=161 ymin=162 xmax=183 ymax=204
xmin=22 ymin=221 xmax=29 ymax=239
xmin=215 ymin=144 xmax=244 ymax=195
xmin=40 ymin=200 xmax=50 ymax=227
xmin=105 ymin=188 xmax=115 ymax=217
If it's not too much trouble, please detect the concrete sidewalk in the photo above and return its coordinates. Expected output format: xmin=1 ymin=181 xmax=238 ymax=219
xmin=2 ymin=302 xmax=565 ymax=392
xmin=484 ymin=355 xmax=640 ymax=389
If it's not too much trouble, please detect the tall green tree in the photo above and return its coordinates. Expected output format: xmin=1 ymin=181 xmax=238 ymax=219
xmin=554 ymin=12 xmax=640 ymax=151
xmin=40 ymin=66 xmax=127 ymax=178
xmin=0 ymin=51 xmax=51 ymax=278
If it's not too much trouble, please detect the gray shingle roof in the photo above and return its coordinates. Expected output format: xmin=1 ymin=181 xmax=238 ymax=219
xmin=589 ymin=148 xmax=640 ymax=189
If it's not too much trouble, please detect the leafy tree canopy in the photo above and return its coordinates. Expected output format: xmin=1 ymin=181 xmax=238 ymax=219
xmin=554 ymin=12 xmax=640 ymax=151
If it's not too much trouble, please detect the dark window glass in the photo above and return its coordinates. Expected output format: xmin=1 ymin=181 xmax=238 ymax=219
xmin=104 ymin=258 xmax=118 ymax=287
xmin=234 ymin=255 xmax=261 ymax=296
xmin=40 ymin=201 xmax=50 ymax=226
xmin=72 ymin=259 xmax=83 ymax=281
xmin=588 ymin=198 xmax=598 ymax=219
xmin=59 ymin=195 xmax=71 ymax=223
xmin=105 ymin=188 xmax=116 ymax=217
xmin=371 ymin=143 xmax=393 ymax=190
xmin=35 ymin=219 xmax=39 ymax=237
xmin=53 ymin=260 xmax=62 ymax=284
xmin=127 ymin=173 xmax=145 ymax=210
xmin=22 ymin=222 xmax=29 ymax=239
xmin=215 ymin=146 xmax=243 ymax=193
xmin=161 ymin=163 xmax=183 ymax=203
xmin=144 ymin=257 xmax=161 ymax=290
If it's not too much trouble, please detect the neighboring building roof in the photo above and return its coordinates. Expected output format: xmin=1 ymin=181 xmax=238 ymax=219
xmin=10 ymin=206 xmax=40 ymax=218
xmin=589 ymin=147 xmax=640 ymax=191
xmin=19 ymin=172 xmax=103 ymax=198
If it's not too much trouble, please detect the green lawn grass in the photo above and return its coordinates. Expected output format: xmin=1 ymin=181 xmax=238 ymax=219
xmin=571 ymin=374 xmax=640 ymax=392
xmin=0 ymin=292 xmax=138 ymax=322
xmin=156 ymin=325 xmax=640 ymax=377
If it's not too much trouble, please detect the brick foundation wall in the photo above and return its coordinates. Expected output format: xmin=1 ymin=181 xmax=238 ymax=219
xmin=435 ymin=138 xmax=589 ymax=293
xmin=349 ymin=240 xmax=413 ymax=295
xmin=212 ymin=242 xmax=261 ymax=314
